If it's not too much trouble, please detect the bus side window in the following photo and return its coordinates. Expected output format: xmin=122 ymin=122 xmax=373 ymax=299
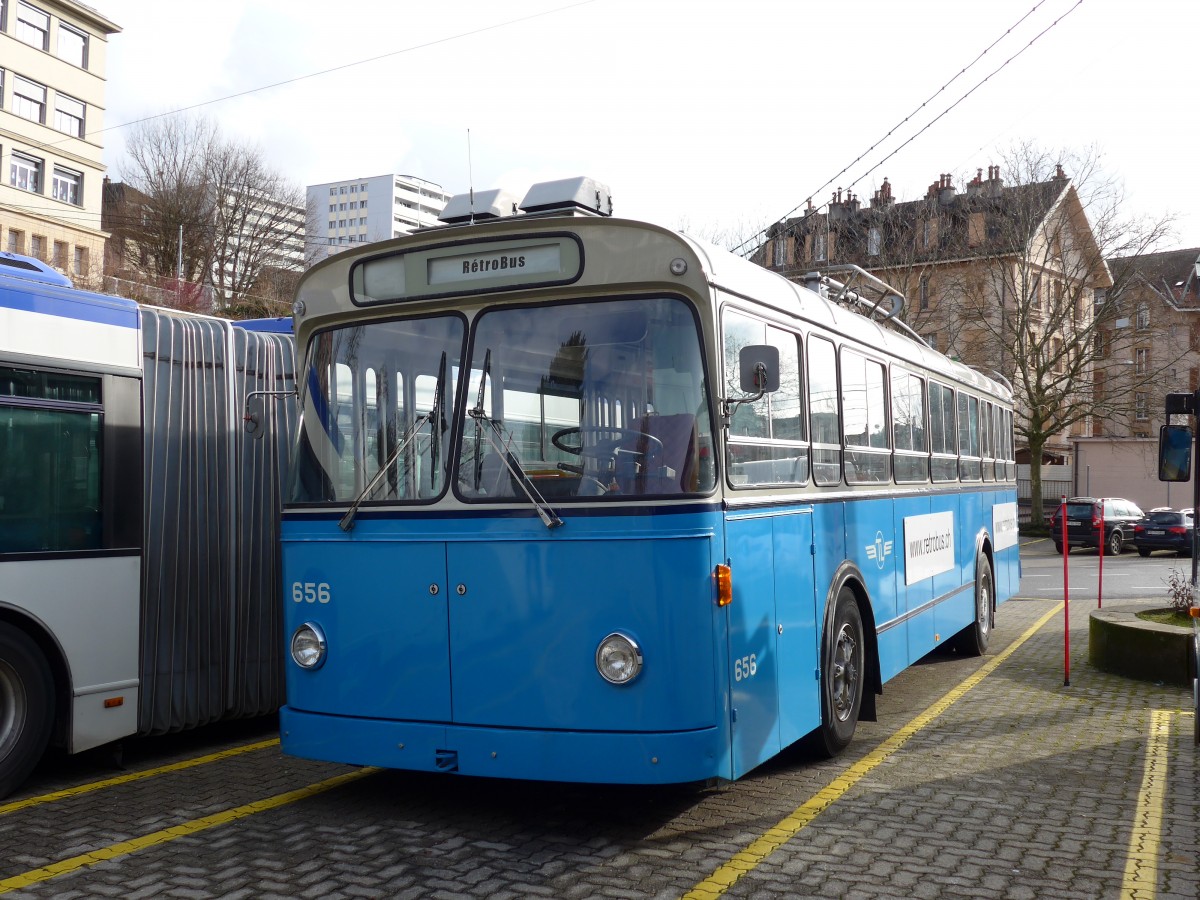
xmin=723 ymin=312 xmax=808 ymax=488
xmin=891 ymin=369 xmax=929 ymax=483
xmin=809 ymin=336 xmax=840 ymax=486
xmin=841 ymin=349 xmax=888 ymax=484
xmin=929 ymin=380 xmax=957 ymax=482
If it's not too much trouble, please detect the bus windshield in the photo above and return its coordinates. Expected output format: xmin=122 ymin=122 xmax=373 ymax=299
xmin=290 ymin=315 xmax=465 ymax=504
xmin=459 ymin=296 xmax=715 ymax=500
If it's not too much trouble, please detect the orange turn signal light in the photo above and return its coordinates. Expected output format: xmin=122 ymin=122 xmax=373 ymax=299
xmin=104 ymin=697 xmax=124 ymax=709
xmin=715 ymin=564 xmax=732 ymax=607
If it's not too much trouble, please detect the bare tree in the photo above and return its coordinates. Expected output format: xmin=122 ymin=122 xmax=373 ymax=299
xmin=923 ymin=143 xmax=1175 ymax=525
xmin=117 ymin=116 xmax=217 ymax=288
xmin=117 ymin=114 xmax=311 ymax=317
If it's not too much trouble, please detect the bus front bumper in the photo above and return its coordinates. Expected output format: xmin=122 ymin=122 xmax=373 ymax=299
xmin=280 ymin=706 xmax=727 ymax=784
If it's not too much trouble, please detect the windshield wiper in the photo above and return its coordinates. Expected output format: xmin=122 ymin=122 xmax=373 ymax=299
xmin=469 ymin=348 xmax=563 ymax=529
xmin=339 ymin=351 xmax=447 ymax=533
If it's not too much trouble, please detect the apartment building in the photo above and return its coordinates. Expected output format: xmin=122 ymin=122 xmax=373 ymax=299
xmin=306 ymin=173 xmax=449 ymax=260
xmin=1095 ymin=247 xmax=1200 ymax=436
xmin=0 ymin=0 xmax=119 ymax=284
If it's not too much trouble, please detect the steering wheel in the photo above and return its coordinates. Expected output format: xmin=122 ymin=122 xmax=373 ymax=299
xmin=551 ymin=426 xmax=663 ymax=458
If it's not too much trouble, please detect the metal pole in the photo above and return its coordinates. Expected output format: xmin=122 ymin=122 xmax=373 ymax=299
xmin=1097 ymin=504 xmax=1104 ymax=609
xmin=1062 ymin=494 xmax=1070 ymax=687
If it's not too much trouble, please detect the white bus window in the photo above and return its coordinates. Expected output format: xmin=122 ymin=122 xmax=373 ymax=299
xmin=0 ymin=367 xmax=103 ymax=553
xmin=809 ymin=336 xmax=840 ymax=485
xmin=841 ymin=349 xmax=888 ymax=484
xmin=723 ymin=311 xmax=808 ymax=487
xmin=891 ymin=369 xmax=929 ymax=483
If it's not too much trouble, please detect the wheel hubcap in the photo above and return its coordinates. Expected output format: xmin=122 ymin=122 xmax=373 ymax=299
xmin=831 ymin=624 xmax=860 ymax=722
xmin=0 ymin=660 xmax=28 ymax=760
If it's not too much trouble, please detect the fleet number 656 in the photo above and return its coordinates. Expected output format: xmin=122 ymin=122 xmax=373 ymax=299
xmin=292 ymin=582 xmax=331 ymax=603
xmin=733 ymin=653 xmax=757 ymax=681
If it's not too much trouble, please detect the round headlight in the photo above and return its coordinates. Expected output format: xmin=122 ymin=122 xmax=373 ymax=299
xmin=290 ymin=622 xmax=327 ymax=670
xmin=596 ymin=632 xmax=643 ymax=685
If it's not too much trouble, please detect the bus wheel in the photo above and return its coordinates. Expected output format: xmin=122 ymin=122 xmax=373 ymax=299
xmin=952 ymin=554 xmax=993 ymax=657
xmin=812 ymin=588 xmax=864 ymax=757
xmin=0 ymin=626 xmax=55 ymax=799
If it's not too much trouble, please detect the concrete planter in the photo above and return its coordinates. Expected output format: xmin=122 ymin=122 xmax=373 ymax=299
xmin=1089 ymin=608 xmax=1197 ymax=686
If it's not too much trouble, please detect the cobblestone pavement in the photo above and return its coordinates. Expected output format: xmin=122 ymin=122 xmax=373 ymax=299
xmin=1 ymin=589 xmax=1196 ymax=899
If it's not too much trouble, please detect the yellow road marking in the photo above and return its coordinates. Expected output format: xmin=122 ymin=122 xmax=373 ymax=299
xmin=684 ymin=603 xmax=1064 ymax=899
xmin=0 ymin=767 xmax=376 ymax=895
xmin=0 ymin=738 xmax=280 ymax=817
xmin=1120 ymin=710 xmax=1173 ymax=899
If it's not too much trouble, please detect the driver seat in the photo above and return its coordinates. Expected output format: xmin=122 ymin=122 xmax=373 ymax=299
xmin=619 ymin=413 xmax=698 ymax=494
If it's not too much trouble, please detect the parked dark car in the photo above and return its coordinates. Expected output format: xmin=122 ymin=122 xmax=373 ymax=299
xmin=1048 ymin=497 xmax=1145 ymax=555
xmin=1132 ymin=508 xmax=1195 ymax=557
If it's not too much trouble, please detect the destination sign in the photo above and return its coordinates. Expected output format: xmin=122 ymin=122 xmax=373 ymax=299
xmin=428 ymin=243 xmax=562 ymax=285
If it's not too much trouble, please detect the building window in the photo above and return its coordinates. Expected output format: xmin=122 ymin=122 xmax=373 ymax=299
xmin=1029 ymin=274 xmax=1041 ymax=311
xmin=968 ymin=212 xmax=984 ymax=248
xmin=329 ymin=187 xmax=336 ymax=196
xmin=338 ymin=219 xmax=345 ymax=228
xmin=327 ymin=220 xmax=335 ymax=230
xmin=772 ymin=234 xmax=792 ymax=266
xmin=56 ymin=23 xmax=88 ymax=68
xmin=1136 ymin=303 xmax=1150 ymax=330
xmin=1135 ymin=347 xmax=1149 ymax=374
xmin=73 ymin=245 xmax=87 ymax=276
xmin=1135 ymin=392 xmax=1148 ymax=421
xmin=867 ymin=226 xmax=881 ymax=257
xmin=349 ymin=201 xmax=357 ymax=210
xmin=12 ymin=75 xmax=46 ymax=123
xmin=10 ymin=152 xmax=42 ymax=192
xmin=1093 ymin=287 xmax=1106 ymax=313
xmin=339 ymin=186 xmax=346 ymax=195
xmin=923 ymin=333 xmax=939 ymax=353
xmin=358 ymin=217 xmax=367 ymax=226
xmin=7 ymin=229 xmax=25 ymax=254
xmin=52 ymin=166 xmax=80 ymax=205
xmin=1093 ymin=332 xmax=1105 ymax=359
xmin=360 ymin=199 xmax=367 ymax=209
xmin=919 ymin=276 xmax=930 ymax=310
xmin=16 ymin=2 xmax=49 ymax=50
xmin=54 ymin=94 xmax=85 ymax=137
xmin=52 ymin=240 xmax=67 ymax=268
xmin=328 ymin=204 xmax=335 ymax=213
xmin=813 ymin=228 xmax=827 ymax=262
xmin=30 ymin=234 xmax=45 ymax=260
xmin=349 ymin=184 xmax=357 ymax=193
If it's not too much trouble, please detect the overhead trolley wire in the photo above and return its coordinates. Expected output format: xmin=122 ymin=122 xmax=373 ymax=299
xmin=730 ymin=0 xmax=1085 ymax=258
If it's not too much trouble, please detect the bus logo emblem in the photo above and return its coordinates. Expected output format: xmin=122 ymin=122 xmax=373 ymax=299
xmin=866 ymin=531 xmax=893 ymax=569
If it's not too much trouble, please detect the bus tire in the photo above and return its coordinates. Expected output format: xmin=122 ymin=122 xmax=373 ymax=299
xmin=952 ymin=553 xmax=993 ymax=657
xmin=0 ymin=626 xmax=55 ymax=799
xmin=811 ymin=588 xmax=864 ymax=758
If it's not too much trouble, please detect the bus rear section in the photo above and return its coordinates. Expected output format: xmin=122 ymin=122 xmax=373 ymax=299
xmin=0 ymin=251 xmax=295 ymax=798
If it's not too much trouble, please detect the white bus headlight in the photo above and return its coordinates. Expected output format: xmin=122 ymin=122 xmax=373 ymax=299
xmin=290 ymin=622 xmax=327 ymax=670
xmin=596 ymin=632 xmax=642 ymax=684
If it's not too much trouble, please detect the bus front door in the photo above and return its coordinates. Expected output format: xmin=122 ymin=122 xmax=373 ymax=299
xmin=725 ymin=508 xmax=818 ymax=778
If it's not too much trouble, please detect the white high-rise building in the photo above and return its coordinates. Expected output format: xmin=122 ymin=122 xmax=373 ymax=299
xmin=306 ymin=174 xmax=450 ymax=259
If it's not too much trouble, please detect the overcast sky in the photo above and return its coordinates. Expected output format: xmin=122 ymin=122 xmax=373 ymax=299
xmin=96 ymin=0 xmax=1199 ymax=252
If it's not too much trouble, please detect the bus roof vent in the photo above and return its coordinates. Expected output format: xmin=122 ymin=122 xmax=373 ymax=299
xmin=519 ymin=177 xmax=612 ymax=218
xmin=438 ymin=188 xmax=521 ymax=225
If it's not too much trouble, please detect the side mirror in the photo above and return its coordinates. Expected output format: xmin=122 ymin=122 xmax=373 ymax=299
xmin=244 ymin=396 xmax=267 ymax=441
xmin=738 ymin=345 xmax=780 ymax=394
xmin=1158 ymin=423 xmax=1192 ymax=482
